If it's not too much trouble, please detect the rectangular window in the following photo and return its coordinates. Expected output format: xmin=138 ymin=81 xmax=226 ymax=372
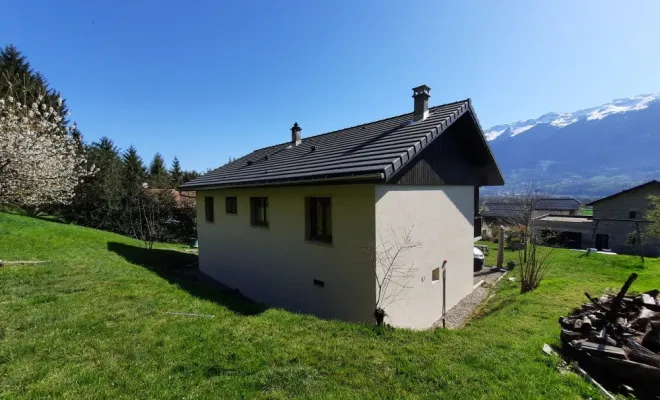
xmin=250 ymin=197 xmax=269 ymax=227
xmin=204 ymin=196 xmax=214 ymax=222
xmin=306 ymin=197 xmax=332 ymax=244
xmin=432 ymin=267 xmax=440 ymax=282
xmin=629 ymin=210 xmax=637 ymax=219
xmin=225 ymin=197 xmax=238 ymax=215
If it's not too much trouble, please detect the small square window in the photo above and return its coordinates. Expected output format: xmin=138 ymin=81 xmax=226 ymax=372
xmin=250 ymin=197 xmax=269 ymax=227
xmin=204 ymin=196 xmax=214 ymax=223
xmin=432 ymin=267 xmax=440 ymax=282
xmin=629 ymin=210 xmax=637 ymax=219
xmin=225 ymin=197 xmax=238 ymax=215
xmin=306 ymin=197 xmax=332 ymax=244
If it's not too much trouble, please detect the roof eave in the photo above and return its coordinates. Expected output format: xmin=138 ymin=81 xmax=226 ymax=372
xmin=467 ymin=99 xmax=505 ymax=186
xmin=586 ymin=180 xmax=660 ymax=206
xmin=179 ymin=171 xmax=385 ymax=191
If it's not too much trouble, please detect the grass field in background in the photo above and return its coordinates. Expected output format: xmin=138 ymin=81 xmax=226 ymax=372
xmin=581 ymin=207 xmax=594 ymax=216
xmin=1 ymin=212 xmax=658 ymax=399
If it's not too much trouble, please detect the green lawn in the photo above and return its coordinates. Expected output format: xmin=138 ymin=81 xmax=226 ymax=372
xmin=581 ymin=207 xmax=594 ymax=217
xmin=1 ymin=213 xmax=658 ymax=399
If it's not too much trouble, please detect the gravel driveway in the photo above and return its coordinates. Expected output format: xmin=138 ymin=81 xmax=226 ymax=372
xmin=432 ymin=267 xmax=507 ymax=329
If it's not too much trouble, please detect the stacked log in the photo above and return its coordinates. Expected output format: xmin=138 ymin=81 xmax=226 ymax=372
xmin=559 ymin=273 xmax=660 ymax=397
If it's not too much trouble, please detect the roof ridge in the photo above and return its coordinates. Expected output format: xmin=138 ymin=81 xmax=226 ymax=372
xmin=301 ymin=99 xmax=470 ymax=141
xmin=247 ymin=99 xmax=470 ymax=154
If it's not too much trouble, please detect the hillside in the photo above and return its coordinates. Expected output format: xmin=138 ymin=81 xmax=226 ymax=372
xmin=484 ymin=94 xmax=660 ymax=196
xmin=2 ymin=212 xmax=660 ymax=398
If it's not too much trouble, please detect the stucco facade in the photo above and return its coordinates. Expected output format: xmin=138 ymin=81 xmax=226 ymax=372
xmin=196 ymin=184 xmax=377 ymax=323
xmin=375 ymin=185 xmax=474 ymax=329
xmin=591 ymin=183 xmax=660 ymax=256
xmin=195 ymin=183 xmax=476 ymax=329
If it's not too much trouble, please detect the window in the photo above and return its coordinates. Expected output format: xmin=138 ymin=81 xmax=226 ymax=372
xmin=204 ymin=196 xmax=214 ymax=222
xmin=306 ymin=197 xmax=332 ymax=244
xmin=629 ymin=210 xmax=637 ymax=219
xmin=225 ymin=197 xmax=238 ymax=215
xmin=431 ymin=267 xmax=440 ymax=282
xmin=250 ymin=197 xmax=269 ymax=227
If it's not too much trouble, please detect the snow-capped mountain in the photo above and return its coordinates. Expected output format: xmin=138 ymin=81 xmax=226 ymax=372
xmin=485 ymin=93 xmax=660 ymax=141
xmin=483 ymin=93 xmax=660 ymax=197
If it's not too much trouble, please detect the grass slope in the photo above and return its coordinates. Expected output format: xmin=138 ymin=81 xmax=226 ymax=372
xmin=1 ymin=213 xmax=659 ymax=399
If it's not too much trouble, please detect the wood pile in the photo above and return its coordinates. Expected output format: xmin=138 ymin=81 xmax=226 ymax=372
xmin=559 ymin=273 xmax=660 ymax=398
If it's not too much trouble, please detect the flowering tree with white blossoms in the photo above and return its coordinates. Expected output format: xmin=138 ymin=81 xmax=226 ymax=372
xmin=0 ymin=95 xmax=95 ymax=208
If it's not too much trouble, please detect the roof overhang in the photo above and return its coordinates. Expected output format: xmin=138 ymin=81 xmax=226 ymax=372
xmin=586 ymin=180 xmax=660 ymax=206
xmin=179 ymin=171 xmax=384 ymax=191
xmin=466 ymin=100 xmax=505 ymax=186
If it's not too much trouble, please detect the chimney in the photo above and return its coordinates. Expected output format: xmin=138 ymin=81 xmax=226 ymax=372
xmin=291 ymin=122 xmax=302 ymax=146
xmin=412 ymin=85 xmax=431 ymax=121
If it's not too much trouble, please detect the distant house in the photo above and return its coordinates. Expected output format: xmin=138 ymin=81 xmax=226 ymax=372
xmin=586 ymin=180 xmax=660 ymax=256
xmin=180 ymin=86 xmax=504 ymax=329
xmin=482 ymin=197 xmax=581 ymax=223
xmin=533 ymin=181 xmax=660 ymax=256
xmin=146 ymin=189 xmax=196 ymax=208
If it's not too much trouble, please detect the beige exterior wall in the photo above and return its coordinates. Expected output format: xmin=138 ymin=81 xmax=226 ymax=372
xmin=592 ymin=184 xmax=660 ymax=256
xmin=196 ymin=184 xmax=376 ymax=323
xmin=375 ymin=185 xmax=474 ymax=329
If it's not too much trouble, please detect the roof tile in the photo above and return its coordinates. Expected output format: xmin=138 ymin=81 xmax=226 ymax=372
xmin=181 ymin=101 xmax=471 ymax=189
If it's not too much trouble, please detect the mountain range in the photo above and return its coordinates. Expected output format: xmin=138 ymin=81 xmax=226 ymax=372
xmin=483 ymin=93 xmax=660 ymax=197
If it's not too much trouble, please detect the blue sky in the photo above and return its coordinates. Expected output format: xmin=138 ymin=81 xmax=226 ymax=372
xmin=3 ymin=1 xmax=660 ymax=171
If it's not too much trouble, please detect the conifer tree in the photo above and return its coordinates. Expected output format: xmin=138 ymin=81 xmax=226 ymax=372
xmin=148 ymin=153 xmax=169 ymax=188
xmin=170 ymin=156 xmax=183 ymax=187
xmin=122 ymin=145 xmax=146 ymax=190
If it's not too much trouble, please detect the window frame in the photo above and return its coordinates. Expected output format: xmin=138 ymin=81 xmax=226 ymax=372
xmin=250 ymin=197 xmax=269 ymax=228
xmin=225 ymin=196 xmax=238 ymax=215
xmin=629 ymin=210 xmax=637 ymax=219
xmin=305 ymin=196 xmax=333 ymax=245
xmin=204 ymin=196 xmax=215 ymax=223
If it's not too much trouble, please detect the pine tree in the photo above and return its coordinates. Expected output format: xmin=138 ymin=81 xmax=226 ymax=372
xmin=149 ymin=153 xmax=167 ymax=176
xmin=170 ymin=156 xmax=183 ymax=186
xmin=182 ymin=170 xmax=201 ymax=183
xmin=122 ymin=145 xmax=146 ymax=190
xmin=148 ymin=153 xmax=169 ymax=188
xmin=0 ymin=45 xmax=69 ymax=127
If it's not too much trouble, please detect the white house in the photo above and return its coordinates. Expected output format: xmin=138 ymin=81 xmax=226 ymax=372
xmin=181 ymin=86 xmax=504 ymax=329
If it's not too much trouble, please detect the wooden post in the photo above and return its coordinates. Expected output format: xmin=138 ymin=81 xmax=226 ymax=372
xmin=606 ymin=273 xmax=638 ymax=324
xmin=586 ymin=219 xmax=600 ymax=257
xmin=497 ymin=226 xmax=504 ymax=268
xmin=635 ymin=221 xmax=644 ymax=263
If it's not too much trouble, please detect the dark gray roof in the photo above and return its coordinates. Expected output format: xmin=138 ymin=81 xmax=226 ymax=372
xmin=586 ymin=180 xmax=660 ymax=206
xmin=482 ymin=198 xmax=581 ymax=218
xmin=181 ymin=100 xmax=502 ymax=189
xmin=481 ymin=208 xmax=522 ymax=218
xmin=535 ymin=198 xmax=581 ymax=211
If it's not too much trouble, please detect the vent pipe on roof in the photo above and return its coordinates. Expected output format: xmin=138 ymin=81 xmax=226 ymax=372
xmin=412 ymin=85 xmax=431 ymax=122
xmin=291 ymin=122 xmax=302 ymax=146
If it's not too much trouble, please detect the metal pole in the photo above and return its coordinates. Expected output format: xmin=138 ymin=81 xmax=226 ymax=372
xmin=441 ymin=260 xmax=447 ymax=329
xmin=497 ymin=226 xmax=504 ymax=268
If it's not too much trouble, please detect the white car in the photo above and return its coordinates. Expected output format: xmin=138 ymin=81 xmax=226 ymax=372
xmin=473 ymin=247 xmax=485 ymax=271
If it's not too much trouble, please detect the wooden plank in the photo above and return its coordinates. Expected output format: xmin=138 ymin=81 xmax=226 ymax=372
xmin=606 ymin=273 xmax=638 ymax=323
xmin=573 ymin=341 xmax=628 ymax=359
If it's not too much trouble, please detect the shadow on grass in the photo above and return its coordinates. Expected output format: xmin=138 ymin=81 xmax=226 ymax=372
xmin=107 ymin=241 xmax=268 ymax=316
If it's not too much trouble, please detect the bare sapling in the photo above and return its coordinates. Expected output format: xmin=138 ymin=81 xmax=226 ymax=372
xmin=366 ymin=226 xmax=420 ymax=326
